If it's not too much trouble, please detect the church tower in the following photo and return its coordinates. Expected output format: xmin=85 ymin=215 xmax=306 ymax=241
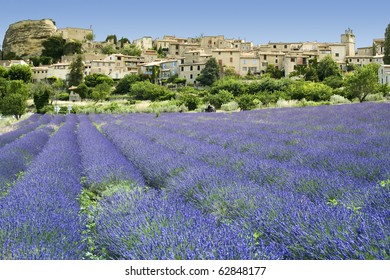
xmin=341 ymin=28 xmax=355 ymax=57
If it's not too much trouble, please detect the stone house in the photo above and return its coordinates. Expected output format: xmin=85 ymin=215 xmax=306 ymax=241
xmin=379 ymin=64 xmax=390 ymax=85
xmin=178 ymin=49 xmax=212 ymax=84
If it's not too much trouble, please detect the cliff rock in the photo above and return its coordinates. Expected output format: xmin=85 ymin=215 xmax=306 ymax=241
xmin=2 ymin=19 xmax=57 ymax=58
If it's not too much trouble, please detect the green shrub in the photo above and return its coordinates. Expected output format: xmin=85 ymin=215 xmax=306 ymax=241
xmin=58 ymin=92 xmax=70 ymax=101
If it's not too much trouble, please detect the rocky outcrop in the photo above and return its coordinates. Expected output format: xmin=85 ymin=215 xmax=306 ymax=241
xmin=2 ymin=19 xmax=57 ymax=58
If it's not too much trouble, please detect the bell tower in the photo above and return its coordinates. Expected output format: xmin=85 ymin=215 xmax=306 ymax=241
xmin=341 ymin=28 xmax=355 ymax=57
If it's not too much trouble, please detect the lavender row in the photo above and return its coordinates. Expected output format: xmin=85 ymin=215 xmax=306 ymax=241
xmin=93 ymin=185 xmax=283 ymax=259
xmin=0 ymin=114 xmax=53 ymax=147
xmin=77 ymin=115 xmax=145 ymax=187
xmin=0 ymin=115 xmax=86 ymax=259
xmin=0 ymin=115 xmax=64 ymax=197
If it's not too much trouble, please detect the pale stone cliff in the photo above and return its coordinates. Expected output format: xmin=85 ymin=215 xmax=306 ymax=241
xmin=2 ymin=19 xmax=57 ymax=58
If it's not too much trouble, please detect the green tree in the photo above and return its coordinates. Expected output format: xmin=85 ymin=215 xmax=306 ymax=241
xmin=384 ymin=23 xmax=390 ymax=64
xmin=31 ymin=82 xmax=53 ymax=113
xmin=68 ymin=55 xmax=84 ymax=87
xmin=114 ymin=74 xmax=140 ymax=94
xmin=206 ymin=89 xmax=234 ymax=109
xmin=105 ymin=35 xmax=118 ymax=44
xmin=196 ymin=58 xmax=220 ymax=86
xmin=265 ymin=64 xmax=284 ymax=79
xmin=317 ymin=55 xmax=342 ymax=81
xmin=0 ymin=93 xmax=27 ymax=119
xmin=121 ymin=44 xmax=142 ymax=56
xmin=101 ymin=45 xmax=117 ymax=55
xmin=64 ymin=41 xmax=83 ymax=55
xmin=91 ymin=82 xmax=112 ymax=102
xmin=237 ymin=94 xmax=256 ymax=110
xmin=344 ymin=64 xmax=380 ymax=102
xmin=75 ymin=82 xmax=90 ymax=99
xmin=7 ymin=64 xmax=32 ymax=83
xmin=0 ymin=80 xmax=29 ymax=119
xmin=42 ymin=35 xmax=66 ymax=63
xmin=211 ymin=78 xmax=247 ymax=96
xmin=0 ymin=66 xmax=7 ymax=78
xmin=178 ymin=93 xmax=201 ymax=111
xmin=84 ymin=73 xmax=114 ymax=88
xmin=288 ymin=80 xmax=333 ymax=101
xmin=129 ymin=80 xmax=173 ymax=101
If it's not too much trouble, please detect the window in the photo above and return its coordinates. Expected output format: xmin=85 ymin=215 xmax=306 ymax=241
xmin=253 ymin=59 xmax=257 ymax=64
xmin=273 ymin=45 xmax=276 ymax=48
xmin=190 ymin=74 xmax=193 ymax=79
xmin=230 ymin=57 xmax=233 ymax=63
xmin=275 ymin=59 xmax=278 ymax=64
xmin=284 ymin=45 xmax=287 ymax=48
xmin=243 ymin=67 xmax=248 ymax=71
xmin=230 ymin=52 xmax=232 ymax=55
xmin=243 ymin=60 xmax=247 ymax=64
xmin=218 ymin=52 xmax=221 ymax=55
xmin=263 ymin=55 xmax=267 ymax=60
xmin=335 ymin=53 xmax=339 ymax=57
xmin=197 ymin=65 xmax=201 ymax=70
xmin=291 ymin=58 xmax=295 ymax=62
xmin=190 ymin=66 xmax=193 ymax=71
xmin=181 ymin=66 xmax=184 ymax=71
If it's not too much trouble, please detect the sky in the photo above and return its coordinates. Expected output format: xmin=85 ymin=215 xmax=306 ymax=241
xmin=1 ymin=0 xmax=390 ymax=49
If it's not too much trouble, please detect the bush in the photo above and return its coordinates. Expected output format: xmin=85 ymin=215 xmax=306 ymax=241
xmin=211 ymin=78 xmax=247 ymax=96
xmin=330 ymin=94 xmax=351 ymax=104
xmin=206 ymin=89 xmax=234 ymax=109
xmin=276 ymin=99 xmax=299 ymax=108
xmin=178 ymin=94 xmax=201 ymax=111
xmin=237 ymin=94 xmax=257 ymax=110
xmin=58 ymin=92 xmax=70 ymax=101
xmin=221 ymin=101 xmax=239 ymax=111
xmin=365 ymin=93 xmax=386 ymax=102
xmin=130 ymin=81 xmax=174 ymax=101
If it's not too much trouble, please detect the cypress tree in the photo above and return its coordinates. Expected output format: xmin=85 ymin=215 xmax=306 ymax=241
xmin=384 ymin=23 xmax=390 ymax=64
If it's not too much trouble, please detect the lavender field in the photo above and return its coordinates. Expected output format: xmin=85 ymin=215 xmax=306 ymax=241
xmin=0 ymin=102 xmax=389 ymax=260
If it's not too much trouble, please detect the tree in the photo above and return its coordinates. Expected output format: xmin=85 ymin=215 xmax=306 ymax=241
xmin=317 ymin=55 xmax=342 ymax=81
xmin=7 ymin=64 xmax=32 ymax=83
xmin=64 ymin=41 xmax=83 ymax=55
xmin=121 ymin=44 xmax=142 ymax=56
xmin=0 ymin=66 xmax=7 ymax=79
xmin=114 ymin=74 xmax=140 ymax=94
xmin=237 ymin=94 xmax=256 ymax=110
xmin=196 ymin=58 xmax=220 ymax=86
xmin=384 ymin=23 xmax=390 ymax=64
xmin=68 ymin=55 xmax=84 ymax=87
xmin=0 ymin=80 xmax=29 ymax=119
xmin=0 ymin=94 xmax=27 ymax=119
xmin=84 ymin=73 xmax=114 ymax=88
xmin=91 ymin=82 xmax=112 ymax=102
xmin=31 ymin=82 xmax=53 ymax=113
xmin=129 ymin=81 xmax=173 ymax=101
xmin=265 ymin=64 xmax=284 ymax=79
xmin=42 ymin=35 xmax=66 ymax=63
xmin=206 ymin=89 xmax=234 ymax=109
xmin=344 ymin=64 xmax=380 ymax=102
xmin=105 ymin=35 xmax=118 ymax=44
xmin=75 ymin=82 xmax=90 ymax=99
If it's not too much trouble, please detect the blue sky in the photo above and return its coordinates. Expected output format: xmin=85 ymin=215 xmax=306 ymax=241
xmin=1 ymin=0 xmax=389 ymax=49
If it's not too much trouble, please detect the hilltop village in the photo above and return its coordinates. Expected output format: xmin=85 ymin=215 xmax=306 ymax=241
xmin=1 ymin=19 xmax=389 ymax=85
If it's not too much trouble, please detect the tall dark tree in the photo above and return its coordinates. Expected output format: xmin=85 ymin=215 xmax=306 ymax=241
xmin=196 ymin=58 xmax=220 ymax=86
xmin=42 ymin=36 xmax=66 ymax=63
xmin=384 ymin=23 xmax=390 ymax=64
xmin=68 ymin=55 xmax=84 ymax=87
